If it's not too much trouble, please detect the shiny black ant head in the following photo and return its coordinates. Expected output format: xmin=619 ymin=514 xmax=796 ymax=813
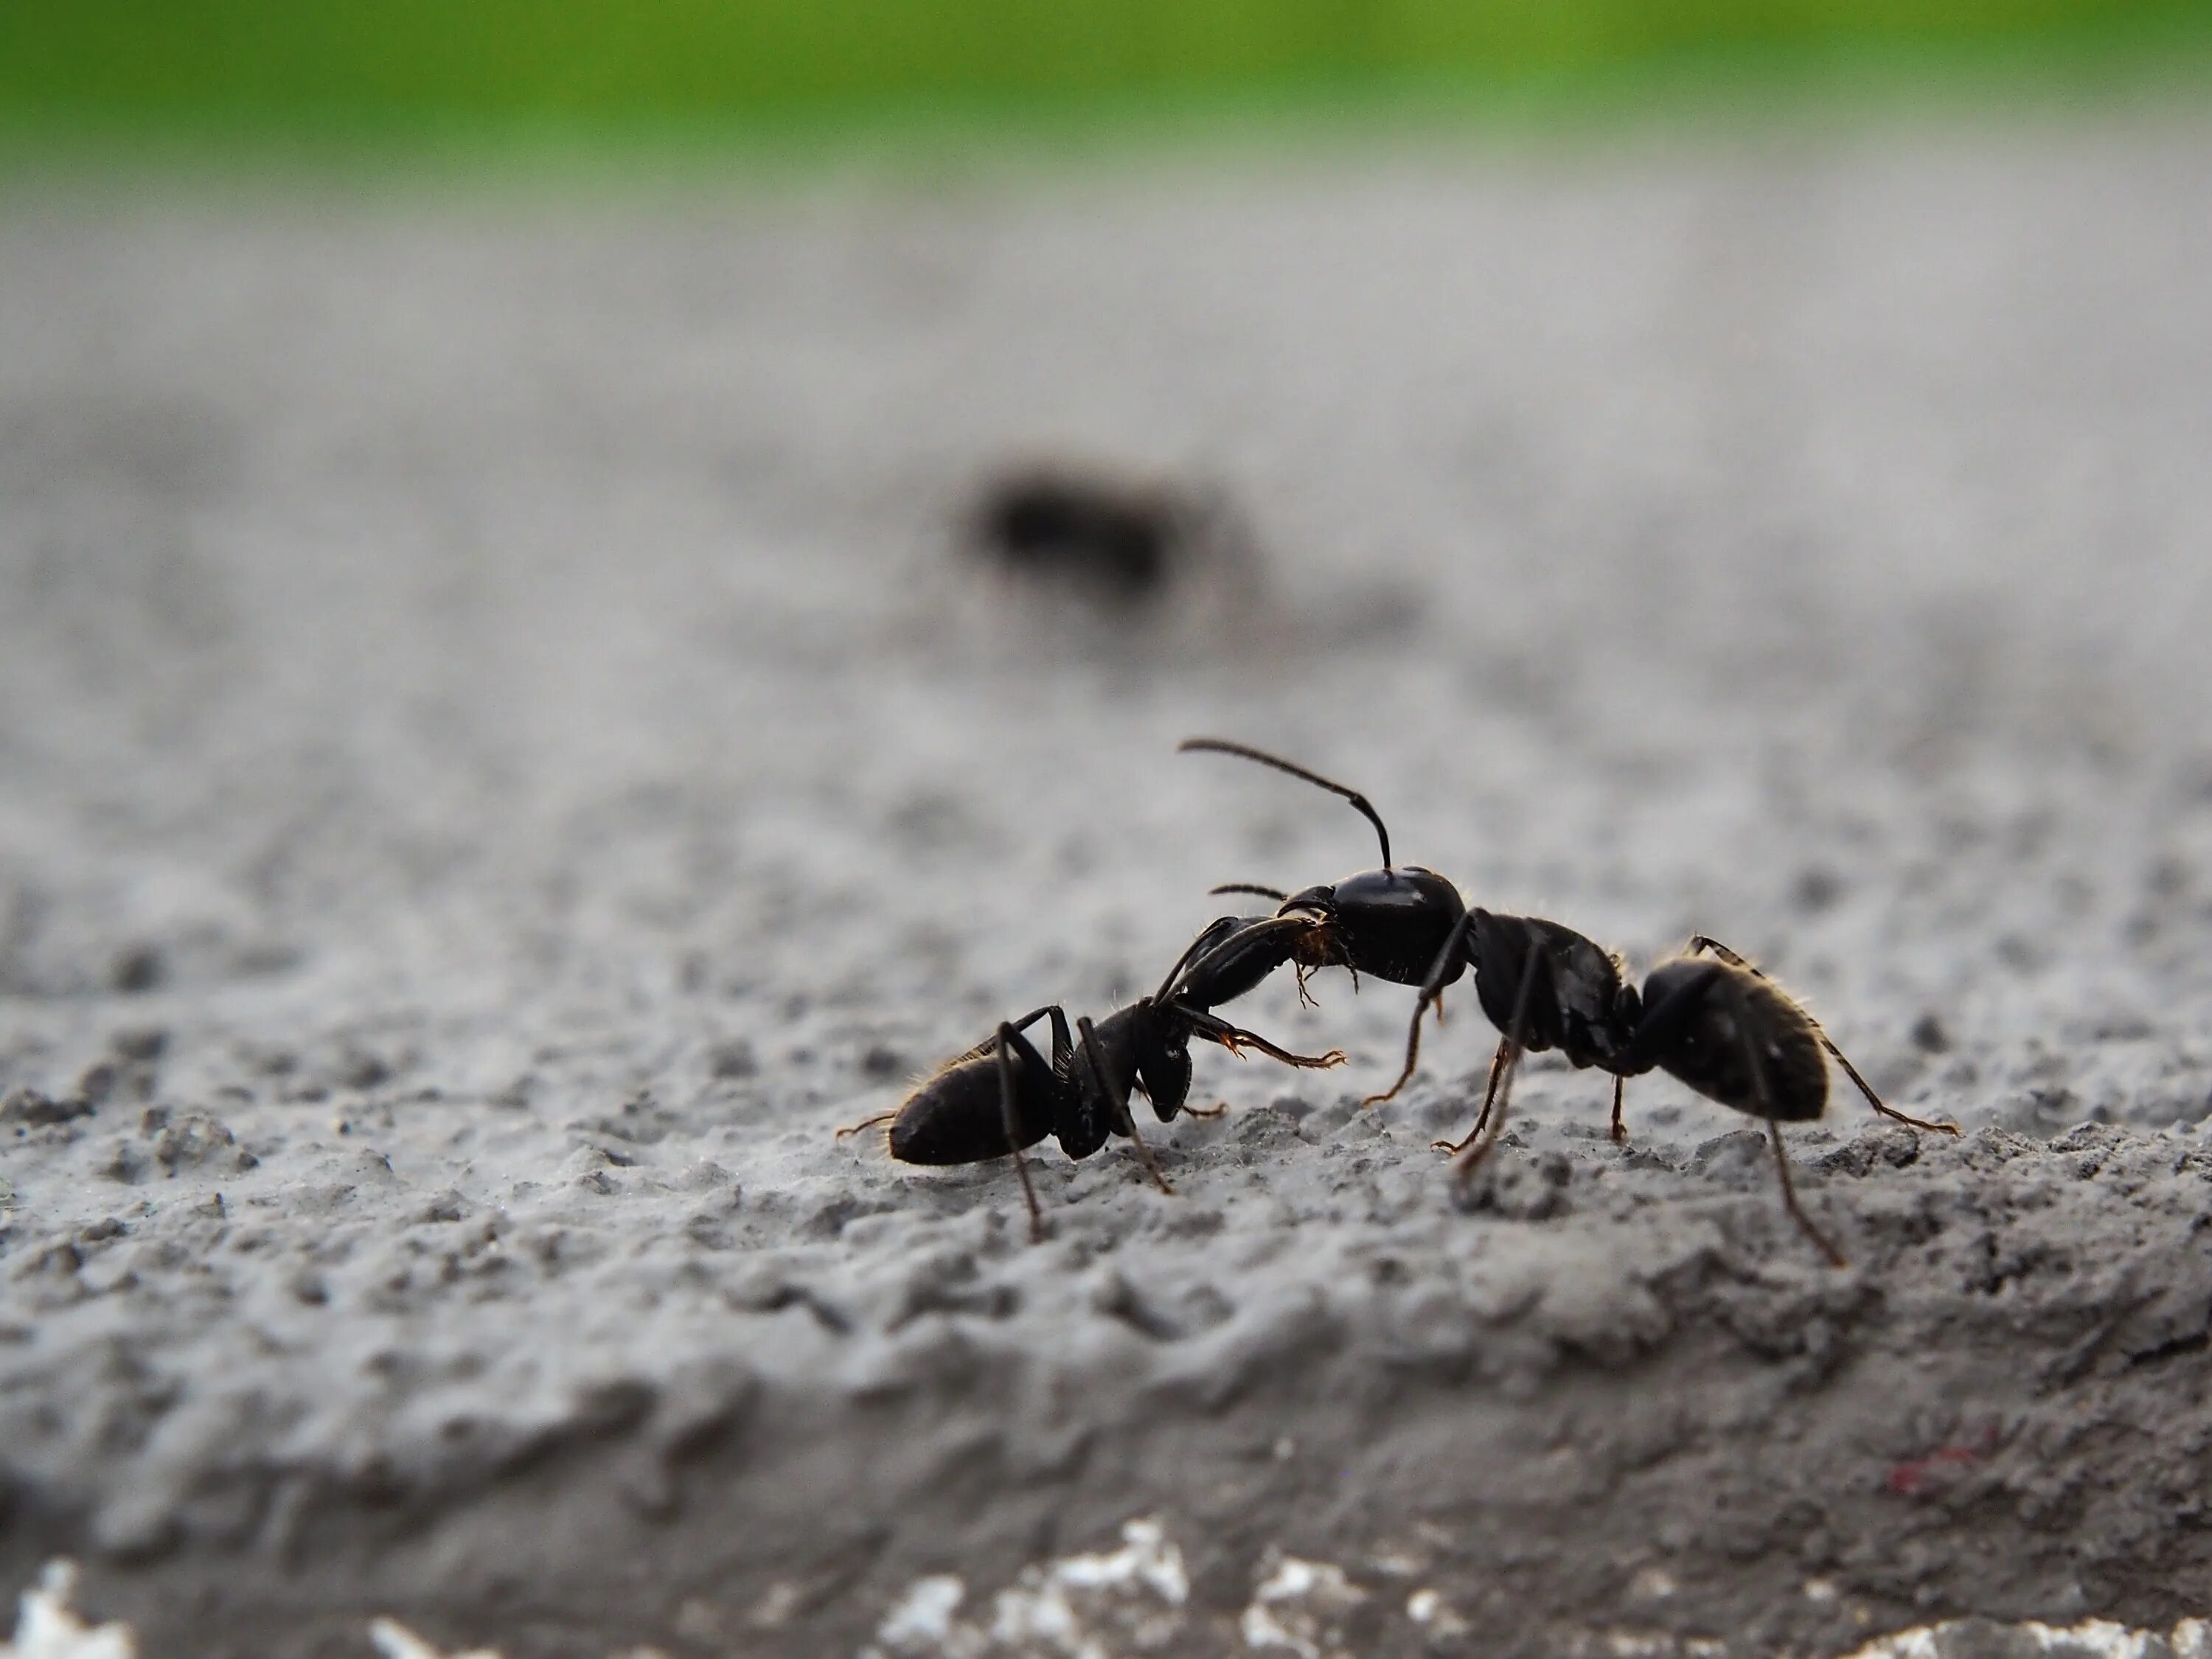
xmin=1290 ymin=866 xmax=1467 ymax=984
xmin=1080 ymin=998 xmax=1195 ymax=1131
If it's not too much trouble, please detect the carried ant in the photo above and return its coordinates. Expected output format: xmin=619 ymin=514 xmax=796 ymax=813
xmin=1181 ymin=737 xmax=1960 ymax=1264
xmin=840 ymin=913 xmax=1342 ymax=1240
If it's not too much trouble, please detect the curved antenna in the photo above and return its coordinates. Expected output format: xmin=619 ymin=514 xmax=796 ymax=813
xmin=1150 ymin=923 xmax=1230 ymax=1006
xmin=1178 ymin=737 xmax=1392 ymax=869
xmin=1208 ymin=882 xmax=1287 ymax=902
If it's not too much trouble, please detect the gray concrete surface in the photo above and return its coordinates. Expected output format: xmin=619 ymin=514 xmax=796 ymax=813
xmin=2 ymin=113 xmax=2211 ymax=1657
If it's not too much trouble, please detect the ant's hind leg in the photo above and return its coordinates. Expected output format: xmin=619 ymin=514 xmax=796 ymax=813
xmin=1765 ymin=1114 xmax=1846 ymax=1269
xmin=1610 ymin=1075 xmax=1627 ymax=1144
xmin=995 ymin=1026 xmax=1048 ymax=1243
xmin=1820 ymin=1032 xmax=1960 ymax=1135
xmin=1689 ymin=935 xmax=1959 ymax=1137
xmin=835 ymin=1110 xmax=898 ymax=1141
xmin=1721 ymin=982 xmax=1847 ymax=1268
xmin=1077 ymin=1017 xmax=1174 ymax=1197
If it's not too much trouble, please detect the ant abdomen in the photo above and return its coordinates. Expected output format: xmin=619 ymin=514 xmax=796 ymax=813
xmin=886 ymin=1051 xmax=1057 ymax=1165
xmin=1641 ymin=959 xmax=1827 ymax=1123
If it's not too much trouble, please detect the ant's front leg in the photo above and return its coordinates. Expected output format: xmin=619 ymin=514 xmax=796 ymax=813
xmin=1687 ymin=936 xmax=1959 ymax=1137
xmin=1076 ymin=1016 xmax=1174 ymax=1196
xmin=1192 ymin=1011 xmax=1346 ymax=1070
xmin=1367 ymin=911 xmax=1476 ymax=1107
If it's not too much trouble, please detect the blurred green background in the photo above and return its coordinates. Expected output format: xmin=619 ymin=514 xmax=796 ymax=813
xmin=1 ymin=0 xmax=2208 ymax=155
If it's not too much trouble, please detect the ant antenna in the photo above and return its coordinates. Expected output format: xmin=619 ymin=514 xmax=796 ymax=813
xmin=1179 ymin=738 xmax=1394 ymax=869
xmin=1150 ymin=925 xmax=1224 ymax=1005
xmin=1208 ymin=882 xmax=1287 ymax=902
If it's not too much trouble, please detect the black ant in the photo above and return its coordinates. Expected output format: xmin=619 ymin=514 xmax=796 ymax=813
xmin=1182 ymin=738 xmax=1959 ymax=1265
xmin=840 ymin=914 xmax=1342 ymax=1240
xmin=966 ymin=465 xmax=1236 ymax=611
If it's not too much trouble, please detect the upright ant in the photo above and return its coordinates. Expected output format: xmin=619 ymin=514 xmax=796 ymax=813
xmin=1181 ymin=737 xmax=1959 ymax=1264
xmin=841 ymin=913 xmax=1342 ymax=1240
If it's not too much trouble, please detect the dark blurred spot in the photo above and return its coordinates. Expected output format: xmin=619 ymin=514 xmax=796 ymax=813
xmin=861 ymin=1044 xmax=903 ymax=1079
xmin=1910 ymin=1013 xmax=1951 ymax=1054
xmin=1792 ymin=867 xmax=1843 ymax=914
xmin=970 ymin=468 xmax=1177 ymax=604
xmin=112 ymin=1028 xmax=168 ymax=1063
xmin=338 ymin=1050 xmax=392 ymax=1091
xmin=709 ymin=1040 xmax=757 ymax=1079
xmin=110 ymin=945 xmax=165 ymax=994
xmin=0 ymin=1088 xmax=91 ymax=1127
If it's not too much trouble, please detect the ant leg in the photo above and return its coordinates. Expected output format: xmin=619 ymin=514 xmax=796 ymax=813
xmin=1720 ymin=981 xmax=1846 ymax=1268
xmin=835 ymin=1110 xmax=897 ymax=1141
xmin=1366 ymin=911 xmax=1476 ymax=1107
xmin=1188 ymin=1009 xmax=1345 ymax=1069
xmin=1764 ymin=1113 xmax=1844 ymax=1268
xmin=1181 ymin=1101 xmax=1228 ymax=1119
xmin=1451 ymin=939 xmax=1542 ymax=1183
xmin=1610 ymin=1075 xmax=1627 ymax=1144
xmin=1077 ymin=1016 xmax=1173 ymax=1197
xmin=1430 ymin=1035 xmax=1513 ymax=1155
xmin=1688 ymin=936 xmax=1959 ymax=1136
xmin=1820 ymin=1033 xmax=1960 ymax=1135
xmin=995 ymin=1024 xmax=1046 ymax=1244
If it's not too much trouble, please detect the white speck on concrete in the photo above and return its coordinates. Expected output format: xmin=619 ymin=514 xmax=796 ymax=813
xmin=1 ymin=1565 xmax=133 ymax=1659
xmin=873 ymin=1577 xmax=969 ymax=1655
xmin=1842 ymin=1615 xmax=2212 ymax=1659
xmin=367 ymin=1619 xmax=501 ymax=1659
xmin=1240 ymin=1556 xmax=1364 ymax=1658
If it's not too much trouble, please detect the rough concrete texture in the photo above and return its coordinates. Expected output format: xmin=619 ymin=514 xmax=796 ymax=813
xmin=2 ymin=114 xmax=2211 ymax=1657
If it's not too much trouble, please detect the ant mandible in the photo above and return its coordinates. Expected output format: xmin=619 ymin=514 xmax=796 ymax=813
xmin=1181 ymin=738 xmax=1960 ymax=1264
xmin=841 ymin=913 xmax=1343 ymax=1241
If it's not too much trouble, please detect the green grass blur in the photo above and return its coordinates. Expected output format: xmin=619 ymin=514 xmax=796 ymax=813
xmin=1 ymin=0 xmax=2208 ymax=156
